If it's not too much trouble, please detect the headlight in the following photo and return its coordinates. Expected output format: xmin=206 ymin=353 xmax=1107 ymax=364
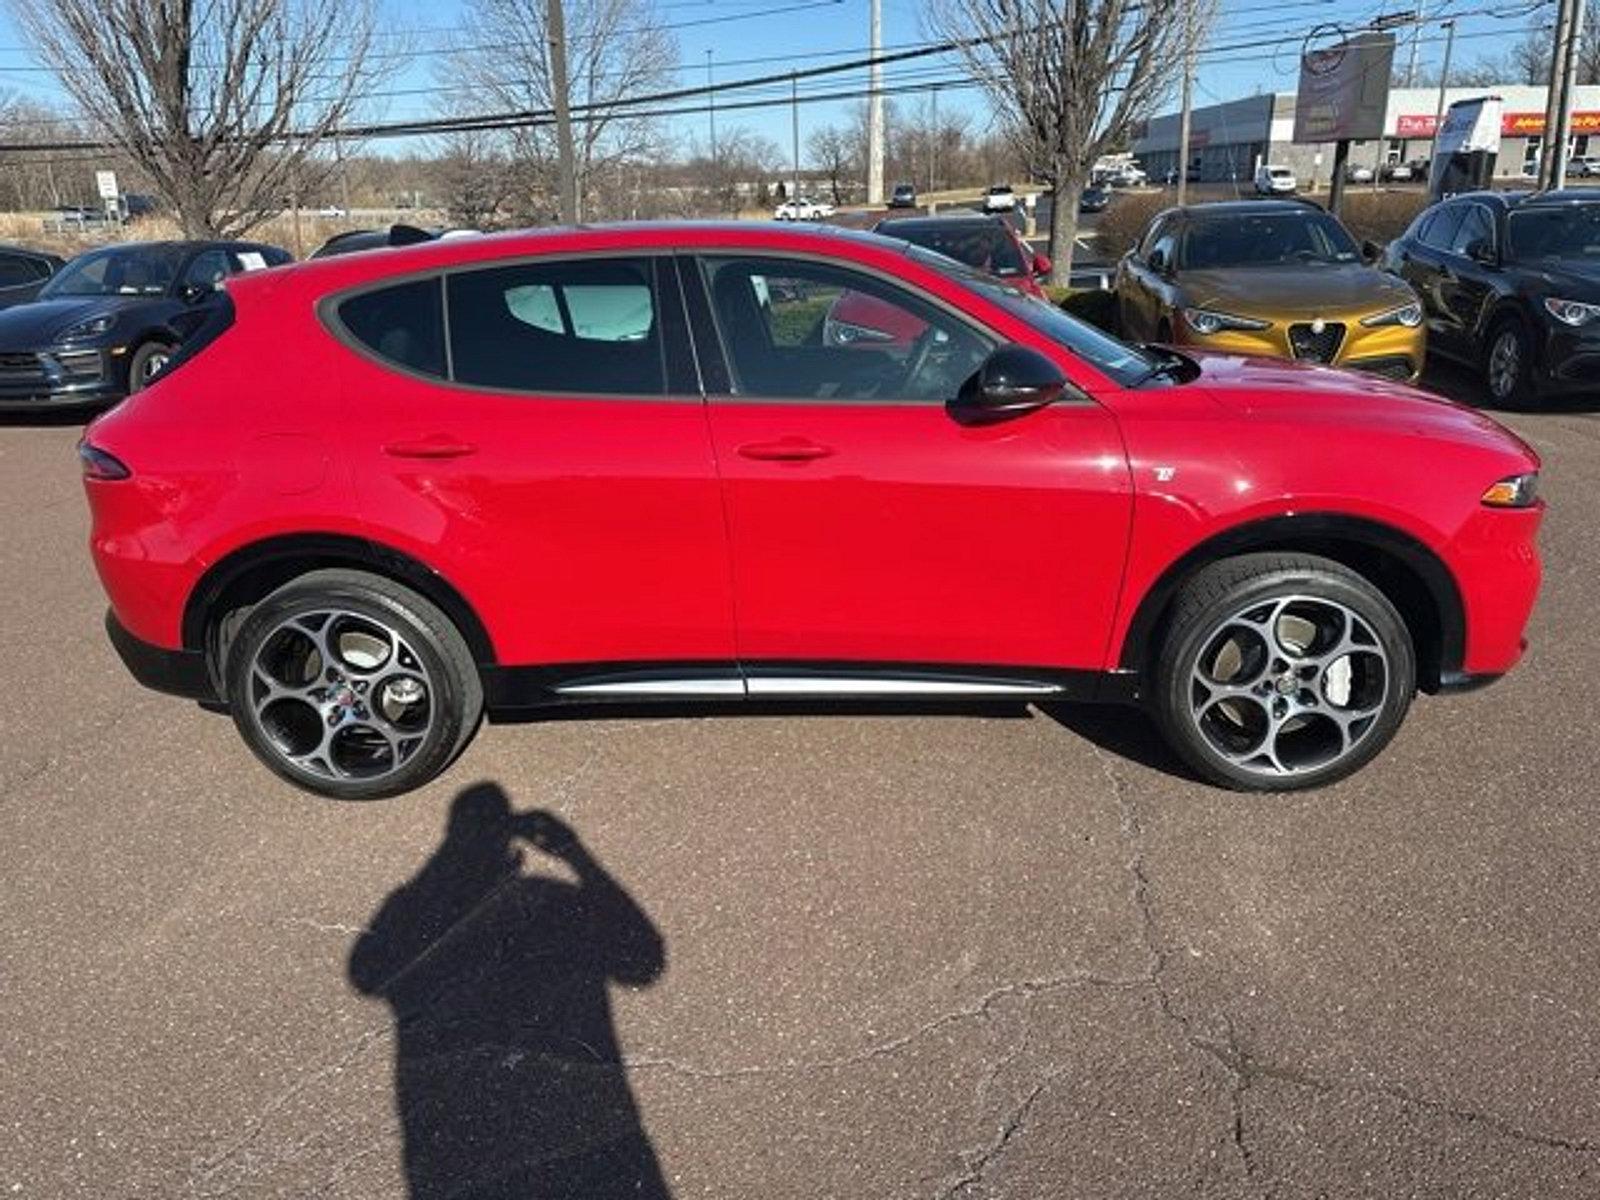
xmin=1361 ymin=301 xmax=1423 ymax=328
xmin=822 ymin=316 xmax=896 ymax=345
xmin=57 ymin=314 xmax=115 ymax=342
xmin=1543 ymin=297 xmax=1600 ymax=327
xmin=1481 ymin=472 xmax=1539 ymax=508
xmin=1182 ymin=308 xmax=1271 ymax=335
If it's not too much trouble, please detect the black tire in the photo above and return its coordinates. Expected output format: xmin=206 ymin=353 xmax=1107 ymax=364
xmin=127 ymin=340 xmax=176 ymax=394
xmin=1483 ymin=315 xmax=1536 ymax=408
xmin=221 ymin=569 xmax=483 ymax=800
xmin=1149 ymin=553 xmax=1416 ymax=792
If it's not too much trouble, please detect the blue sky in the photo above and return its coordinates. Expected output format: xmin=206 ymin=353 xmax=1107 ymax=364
xmin=0 ymin=0 xmax=1558 ymax=158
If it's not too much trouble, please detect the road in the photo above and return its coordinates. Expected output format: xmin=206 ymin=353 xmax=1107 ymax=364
xmin=2 ymin=367 xmax=1598 ymax=1197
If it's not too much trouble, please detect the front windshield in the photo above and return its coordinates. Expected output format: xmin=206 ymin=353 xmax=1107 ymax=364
xmin=41 ymin=245 xmax=185 ymax=298
xmin=910 ymin=247 xmax=1158 ymax=387
xmin=1180 ymin=212 xmax=1360 ymax=269
xmin=892 ymin=223 xmax=1028 ymax=277
xmin=1506 ymin=204 xmax=1600 ymax=260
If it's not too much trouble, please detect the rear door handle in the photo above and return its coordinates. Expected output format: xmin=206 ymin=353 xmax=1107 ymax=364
xmin=383 ymin=436 xmax=478 ymax=460
xmin=737 ymin=437 xmax=835 ymax=462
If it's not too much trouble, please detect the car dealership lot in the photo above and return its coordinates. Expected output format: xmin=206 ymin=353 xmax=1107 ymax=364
xmin=3 ymin=386 xmax=1599 ymax=1197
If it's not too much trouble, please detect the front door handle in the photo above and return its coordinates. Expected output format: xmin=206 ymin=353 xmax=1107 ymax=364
xmin=737 ymin=437 xmax=835 ymax=462
xmin=383 ymin=435 xmax=478 ymax=460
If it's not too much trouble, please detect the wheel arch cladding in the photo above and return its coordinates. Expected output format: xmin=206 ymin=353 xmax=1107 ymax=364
xmin=182 ymin=533 xmax=497 ymax=668
xmin=1118 ymin=514 xmax=1465 ymax=692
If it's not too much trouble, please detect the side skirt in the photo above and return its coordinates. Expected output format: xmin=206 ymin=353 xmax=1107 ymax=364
xmin=481 ymin=661 xmax=1141 ymax=714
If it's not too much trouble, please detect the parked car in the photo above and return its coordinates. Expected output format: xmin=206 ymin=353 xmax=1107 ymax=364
xmin=981 ymin=184 xmax=1018 ymax=212
xmin=81 ymin=222 xmax=1541 ymax=800
xmin=872 ymin=213 xmax=1049 ymax=296
xmin=774 ymin=196 xmax=835 ymax=221
xmin=0 ymin=240 xmax=290 ymax=410
xmin=888 ymin=182 xmax=917 ymax=209
xmin=312 ymin=225 xmax=450 ymax=258
xmin=1079 ymin=186 xmax=1111 ymax=213
xmin=1568 ymin=156 xmax=1600 ymax=178
xmin=1116 ymin=199 xmax=1426 ymax=381
xmin=1385 ymin=188 xmax=1600 ymax=404
xmin=1254 ymin=164 xmax=1297 ymax=195
xmin=0 ymin=244 xmax=64 ymax=312
xmin=1346 ymin=164 xmax=1375 ymax=184
xmin=1381 ymin=160 xmax=1414 ymax=182
xmin=1110 ymin=164 xmax=1147 ymax=188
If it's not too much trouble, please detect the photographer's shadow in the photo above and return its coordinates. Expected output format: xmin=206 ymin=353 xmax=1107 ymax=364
xmin=349 ymin=783 xmax=670 ymax=1199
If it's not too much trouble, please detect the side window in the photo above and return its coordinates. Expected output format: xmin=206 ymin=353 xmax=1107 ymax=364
xmin=180 ymin=250 xmax=230 ymax=293
xmin=0 ymin=253 xmax=42 ymax=289
xmin=337 ymin=277 xmax=446 ymax=378
xmin=1148 ymin=229 xmax=1178 ymax=268
xmin=1139 ymin=217 xmax=1170 ymax=258
xmin=698 ymin=256 xmax=992 ymax=402
xmin=447 ymin=258 xmax=664 ymax=395
xmin=1449 ymin=205 xmax=1494 ymax=255
xmin=1420 ymin=205 xmax=1466 ymax=251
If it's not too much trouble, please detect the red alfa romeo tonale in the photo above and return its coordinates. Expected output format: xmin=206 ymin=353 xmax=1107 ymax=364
xmin=80 ymin=222 xmax=1543 ymax=799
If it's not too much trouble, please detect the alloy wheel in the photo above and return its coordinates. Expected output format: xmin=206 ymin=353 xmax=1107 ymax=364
xmin=1186 ymin=595 xmax=1391 ymax=780
xmin=1488 ymin=329 xmax=1522 ymax=400
xmin=247 ymin=608 xmax=436 ymax=783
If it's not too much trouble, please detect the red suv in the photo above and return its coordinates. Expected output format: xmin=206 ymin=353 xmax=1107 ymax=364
xmin=81 ymin=223 xmax=1543 ymax=799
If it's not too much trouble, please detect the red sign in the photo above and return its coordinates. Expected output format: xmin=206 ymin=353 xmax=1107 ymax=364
xmin=1395 ymin=111 xmax=1600 ymax=138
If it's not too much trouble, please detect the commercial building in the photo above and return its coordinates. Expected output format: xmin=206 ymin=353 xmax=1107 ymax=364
xmin=1133 ymin=84 xmax=1600 ymax=183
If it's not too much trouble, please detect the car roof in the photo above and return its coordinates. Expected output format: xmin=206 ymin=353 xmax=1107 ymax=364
xmin=875 ymin=214 xmax=1010 ymax=234
xmin=0 ymin=243 xmax=60 ymax=261
xmin=1171 ymin=199 xmax=1326 ymax=219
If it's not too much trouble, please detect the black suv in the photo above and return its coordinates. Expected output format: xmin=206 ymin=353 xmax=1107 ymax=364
xmin=1386 ymin=189 xmax=1600 ymax=404
xmin=0 ymin=240 xmax=289 ymax=411
xmin=0 ymin=244 xmax=64 ymax=312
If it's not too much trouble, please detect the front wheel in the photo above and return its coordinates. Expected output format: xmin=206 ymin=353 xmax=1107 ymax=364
xmin=222 ymin=570 xmax=483 ymax=799
xmin=128 ymin=341 xmax=176 ymax=393
xmin=1484 ymin=317 xmax=1536 ymax=408
xmin=1150 ymin=553 xmax=1416 ymax=791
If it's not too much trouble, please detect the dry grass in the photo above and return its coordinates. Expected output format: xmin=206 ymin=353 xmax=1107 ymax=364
xmin=0 ymin=208 xmax=445 ymax=259
xmin=1333 ymin=190 xmax=1429 ymax=248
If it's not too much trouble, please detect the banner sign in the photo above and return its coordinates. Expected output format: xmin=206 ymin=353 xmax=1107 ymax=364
xmin=1396 ymin=110 xmax=1600 ymax=138
xmin=1294 ymin=31 xmax=1396 ymax=143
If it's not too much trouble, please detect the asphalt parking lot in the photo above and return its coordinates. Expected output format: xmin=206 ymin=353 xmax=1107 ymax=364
xmin=3 ymin=367 xmax=1598 ymax=1198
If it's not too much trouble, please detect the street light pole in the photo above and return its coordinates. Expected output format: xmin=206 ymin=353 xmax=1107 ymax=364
xmin=1552 ymin=0 xmax=1586 ymax=189
xmin=1176 ymin=0 xmax=1195 ymax=205
xmin=866 ymin=0 xmax=884 ymax=205
xmin=1429 ymin=19 xmax=1456 ymax=165
xmin=792 ymin=72 xmax=801 ymax=216
xmin=1541 ymin=0 xmax=1577 ymax=189
xmin=707 ymin=50 xmax=716 ymax=166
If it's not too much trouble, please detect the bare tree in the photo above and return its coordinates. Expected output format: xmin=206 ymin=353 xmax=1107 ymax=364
xmin=807 ymin=125 xmax=857 ymax=205
xmin=432 ymin=132 xmax=516 ymax=229
xmin=6 ymin=0 xmax=388 ymax=237
xmin=448 ymin=0 xmax=677 ymax=223
xmin=928 ymin=0 xmax=1203 ymax=282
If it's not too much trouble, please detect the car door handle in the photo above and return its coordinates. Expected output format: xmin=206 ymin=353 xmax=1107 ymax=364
xmin=736 ymin=437 xmax=835 ymax=462
xmin=383 ymin=436 xmax=478 ymax=459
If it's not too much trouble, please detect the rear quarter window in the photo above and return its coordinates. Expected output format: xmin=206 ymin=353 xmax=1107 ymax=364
xmin=336 ymin=277 xmax=447 ymax=378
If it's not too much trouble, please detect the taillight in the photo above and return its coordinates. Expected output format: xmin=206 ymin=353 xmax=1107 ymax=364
xmin=78 ymin=440 xmax=130 ymax=481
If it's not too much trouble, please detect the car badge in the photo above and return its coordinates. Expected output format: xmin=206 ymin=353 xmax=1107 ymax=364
xmin=1311 ymin=317 xmax=1327 ymax=334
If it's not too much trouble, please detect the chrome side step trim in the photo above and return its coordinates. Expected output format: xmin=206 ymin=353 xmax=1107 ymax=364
xmin=746 ymin=676 xmax=1063 ymax=697
xmin=554 ymin=678 xmax=747 ymax=697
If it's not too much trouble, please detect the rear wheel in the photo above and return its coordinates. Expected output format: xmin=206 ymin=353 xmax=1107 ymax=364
xmin=1150 ymin=553 xmax=1416 ymax=791
xmin=222 ymin=570 xmax=483 ymax=800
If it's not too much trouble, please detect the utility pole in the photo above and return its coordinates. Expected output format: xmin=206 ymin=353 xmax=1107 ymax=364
xmin=1404 ymin=0 xmax=1426 ymax=86
xmin=1176 ymin=0 xmax=1195 ymax=205
xmin=929 ymin=86 xmax=938 ymax=194
xmin=548 ymin=0 xmax=578 ymax=224
xmin=1552 ymin=0 xmax=1586 ymax=189
xmin=791 ymin=71 xmax=802 ymax=213
xmin=707 ymin=49 xmax=716 ymax=165
xmin=1541 ymin=0 xmax=1578 ymax=189
xmin=866 ymin=0 xmax=884 ymax=205
xmin=1430 ymin=19 xmax=1456 ymax=165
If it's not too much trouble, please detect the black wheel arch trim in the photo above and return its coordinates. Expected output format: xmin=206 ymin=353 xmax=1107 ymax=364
xmin=181 ymin=532 xmax=497 ymax=667
xmin=1116 ymin=513 xmax=1466 ymax=692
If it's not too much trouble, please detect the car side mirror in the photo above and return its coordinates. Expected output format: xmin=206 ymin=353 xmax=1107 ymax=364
xmin=952 ymin=345 xmax=1069 ymax=424
xmin=1466 ymin=238 xmax=1496 ymax=265
xmin=1361 ymin=239 xmax=1382 ymax=264
xmin=178 ymin=282 xmax=210 ymax=303
xmin=1032 ymin=252 xmax=1052 ymax=278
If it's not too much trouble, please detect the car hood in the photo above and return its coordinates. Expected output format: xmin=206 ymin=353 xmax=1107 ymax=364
xmin=1516 ymin=257 xmax=1600 ymax=297
xmin=0 ymin=296 xmax=148 ymax=346
xmin=1188 ymin=350 xmax=1537 ymax=458
xmin=1179 ymin=264 xmax=1416 ymax=318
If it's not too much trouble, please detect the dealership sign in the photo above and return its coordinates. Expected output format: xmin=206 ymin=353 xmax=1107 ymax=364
xmin=1397 ymin=110 xmax=1600 ymax=137
xmin=1294 ymin=30 xmax=1396 ymax=143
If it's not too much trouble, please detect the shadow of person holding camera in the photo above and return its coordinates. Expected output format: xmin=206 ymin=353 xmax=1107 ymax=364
xmin=349 ymin=783 xmax=671 ymax=1199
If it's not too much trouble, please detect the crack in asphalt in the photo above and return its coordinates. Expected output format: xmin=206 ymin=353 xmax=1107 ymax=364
xmin=937 ymin=1079 xmax=1051 ymax=1199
